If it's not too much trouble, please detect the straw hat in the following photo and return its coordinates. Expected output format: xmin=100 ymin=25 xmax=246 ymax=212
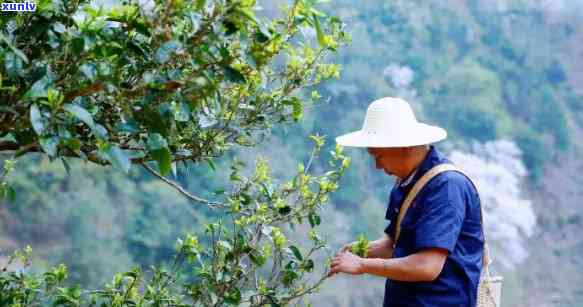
xmin=335 ymin=97 xmax=447 ymax=148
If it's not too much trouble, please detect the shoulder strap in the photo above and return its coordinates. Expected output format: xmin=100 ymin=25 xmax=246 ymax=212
xmin=392 ymin=163 xmax=491 ymax=267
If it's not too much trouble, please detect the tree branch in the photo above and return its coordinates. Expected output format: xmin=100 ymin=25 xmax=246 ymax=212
xmin=63 ymin=82 xmax=105 ymax=102
xmin=140 ymin=161 xmax=227 ymax=210
xmin=0 ymin=141 xmax=20 ymax=152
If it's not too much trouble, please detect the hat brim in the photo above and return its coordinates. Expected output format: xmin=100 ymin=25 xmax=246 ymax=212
xmin=335 ymin=123 xmax=447 ymax=148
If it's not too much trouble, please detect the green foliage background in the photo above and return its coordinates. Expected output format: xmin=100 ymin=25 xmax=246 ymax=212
xmin=2 ymin=0 xmax=583 ymax=306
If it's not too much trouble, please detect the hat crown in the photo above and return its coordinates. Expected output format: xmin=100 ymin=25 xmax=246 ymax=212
xmin=335 ymin=96 xmax=446 ymax=148
xmin=362 ymin=97 xmax=418 ymax=134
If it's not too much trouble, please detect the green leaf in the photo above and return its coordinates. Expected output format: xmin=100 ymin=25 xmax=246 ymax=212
xmin=155 ymin=40 xmax=182 ymax=64
xmin=268 ymin=299 xmax=281 ymax=307
xmin=282 ymin=269 xmax=298 ymax=287
xmin=308 ymin=213 xmax=321 ymax=227
xmin=223 ymin=66 xmax=246 ymax=83
xmin=224 ymin=288 xmax=242 ymax=305
xmin=224 ymin=21 xmax=239 ymax=36
xmin=278 ymin=205 xmax=291 ymax=215
xmin=61 ymin=158 xmax=71 ymax=174
xmin=48 ymin=31 xmax=60 ymax=48
xmin=23 ymin=75 xmax=52 ymax=99
xmin=313 ymin=13 xmax=327 ymax=48
xmin=115 ymin=120 xmax=140 ymax=133
xmin=53 ymin=22 xmax=66 ymax=34
xmin=152 ymin=148 xmax=172 ymax=175
xmin=131 ymin=21 xmax=150 ymax=36
xmin=218 ymin=240 xmax=232 ymax=251
xmin=47 ymin=88 xmax=63 ymax=106
xmin=171 ymin=161 xmax=177 ymax=177
xmin=39 ymin=136 xmax=60 ymax=156
xmin=128 ymin=41 xmax=147 ymax=58
xmin=93 ymin=124 xmax=109 ymax=139
xmin=84 ymin=34 xmax=97 ymax=50
xmin=249 ymin=250 xmax=266 ymax=266
xmin=105 ymin=145 xmax=131 ymax=173
xmin=63 ymin=138 xmax=82 ymax=152
xmin=30 ymin=104 xmax=45 ymax=135
xmin=1 ymin=185 xmax=16 ymax=202
xmin=303 ymin=259 xmax=314 ymax=272
xmin=206 ymin=159 xmax=216 ymax=172
xmin=72 ymin=37 xmax=84 ymax=55
xmin=289 ymin=245 xmax=303 ymax=261
xmin=79 ymin=63 xmax=98 ymax=81
xmin=4 ymin=51 xmax=24 ymax=77
xmin=195 ymin=0 xmax=206 ymax=10
xmin=254 ymin=29 xmax=270 ymax=43
xmin=236 ymin=7 xmax=258 ymax=24
xmin=123 ymin=269 xmax=138 ymax=279
xmin=350 ymin=234 xmax=369 ymax=258
xmin=63 ymin=104 xmax=95 ymax=129
xmin=146 ymin=133 xmax=168 ymax=151
xmin=0 ymin=33 xmax=29 ymax=64
xmin=7 ymin=186 xmax=16 ymax=202
xmin=292 ymin=102 xmax=303 ymax=121
xmin=198 ymin=113 xmax=217 ymax=128
xmin=175 ymin=102 xmax=190 ymax=122
xmin=0 ymin=133 xmax=17 ymax=143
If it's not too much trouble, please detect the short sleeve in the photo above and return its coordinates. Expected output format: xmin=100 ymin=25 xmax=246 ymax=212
xmin=384 ymin=223 xmax=394 ymax=238
xmin=411 ymin=173 xmax=467 ymax=253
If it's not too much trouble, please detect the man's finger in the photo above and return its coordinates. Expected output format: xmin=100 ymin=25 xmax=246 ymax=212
xmin=327 ymin=266 xmax=337 ymax=277
xmin=328 ymin=265 xmax=340 ymax=277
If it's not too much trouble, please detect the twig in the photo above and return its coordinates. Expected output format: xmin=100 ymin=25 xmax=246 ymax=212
xmin=140 ymin=162 xmax=227 ymax=210
xmin=63 ymin=82 xmax=105 ymax=102
xmin=304 ymin=147 xmax=318 ymax=175
xmin=280 ymin=272 xmax=329 ymax=305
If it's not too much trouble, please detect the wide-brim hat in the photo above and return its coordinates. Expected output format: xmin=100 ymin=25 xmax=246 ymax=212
xmin=335 ymin=97 xmax=447 ymax=148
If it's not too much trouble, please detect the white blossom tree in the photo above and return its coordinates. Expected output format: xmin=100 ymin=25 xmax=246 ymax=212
xmin=451 ymin=140 xmax=537 ymax=270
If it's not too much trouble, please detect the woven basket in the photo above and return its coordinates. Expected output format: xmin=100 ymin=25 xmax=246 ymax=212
xmin=478 ymin=275 xmax=503 ymax=307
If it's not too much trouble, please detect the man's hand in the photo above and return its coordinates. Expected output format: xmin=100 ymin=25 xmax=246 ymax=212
xmin=328 ymin=250 xmax=365 ymax=277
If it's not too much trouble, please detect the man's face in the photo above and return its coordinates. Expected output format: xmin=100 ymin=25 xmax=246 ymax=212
xmin=367 ymin=147 xmax=404 ymax=176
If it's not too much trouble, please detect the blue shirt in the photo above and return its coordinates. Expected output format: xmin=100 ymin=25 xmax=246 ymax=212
xmin=383 ymin=146 xmax=484 ymax=307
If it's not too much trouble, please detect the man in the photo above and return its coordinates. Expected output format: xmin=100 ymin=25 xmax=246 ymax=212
xmin=329 ymin=97 xmax=484 ymax=306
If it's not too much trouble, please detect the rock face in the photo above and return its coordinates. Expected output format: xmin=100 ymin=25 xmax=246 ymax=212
xmin=512 ymin=146 xmax=583 ymax=307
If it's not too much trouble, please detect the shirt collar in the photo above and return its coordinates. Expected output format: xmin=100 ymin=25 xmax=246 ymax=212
xmin=397 ymin=146 xmax=446 ymax=189
xmin=399 ymin=168 xmax=418 ymax=187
